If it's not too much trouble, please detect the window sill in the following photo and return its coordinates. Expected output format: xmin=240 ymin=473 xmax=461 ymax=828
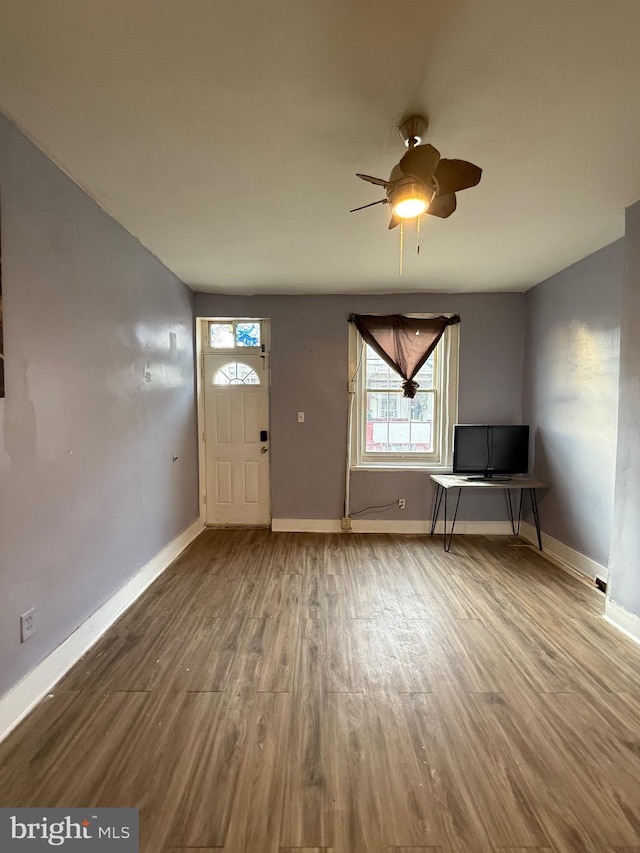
xmin=350 ymin=464 xmax=453 ymax=473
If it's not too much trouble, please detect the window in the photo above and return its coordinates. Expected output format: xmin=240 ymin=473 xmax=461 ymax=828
xmin=209 ymin=321 xmax=261 ymax=349
xmin=213 ymin=362 xmax=261 ymax=385
xmin=350 ymin=320 xmax=459 ymax=468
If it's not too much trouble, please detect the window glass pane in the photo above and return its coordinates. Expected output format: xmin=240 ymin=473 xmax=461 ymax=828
xmin=235 ymin=322 xmax=261 ymax=347
xmin=414 ymin=356 xmax=434 ymax=389
xmin=364 ymin=345 xmax=434 ymax=390
xmin=366 ymin=391 xmax=433 ymax=453
xmin=409 ymin=392 xmax=433 ymax=451
xmin=210 ymin=323 xmax=234 ymax=348
xmin=213 ymin=362 xmax=261 ymax=385
xmin=365 ymin=348 xmax=402 ymax=390
xmin=366 ymin=410 xmax=389 ymax=452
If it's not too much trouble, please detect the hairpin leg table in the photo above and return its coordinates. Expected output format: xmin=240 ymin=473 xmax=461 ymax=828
xmin=429 ymin=474 xmax=547 ymax=552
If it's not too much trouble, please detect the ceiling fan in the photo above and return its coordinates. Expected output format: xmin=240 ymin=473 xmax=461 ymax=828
xmin=351 ymin=115 xmax=482 ymax=229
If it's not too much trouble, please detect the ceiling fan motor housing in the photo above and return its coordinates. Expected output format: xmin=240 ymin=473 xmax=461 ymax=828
xmin=398 ymin=114 xmax=429 ymax=148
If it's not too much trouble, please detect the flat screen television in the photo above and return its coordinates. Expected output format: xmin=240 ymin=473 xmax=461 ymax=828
xmin=452 ymin=424 xmax=529 ymax=480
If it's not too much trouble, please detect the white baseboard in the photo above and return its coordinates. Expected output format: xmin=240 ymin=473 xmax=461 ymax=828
xmin=0 ymin=516 xmax=204 ymax=744
xmin=271 ymin=518 xmax=514 ymax=535
xmin=604 ymin=599 xmax=640 ymax=646
xmin=271 ymin=519 xmax=343 ymax=533
xmin=519 ymin=521 xmax=607 ymax=582
xmin=351 ymin=519 xmax=515 ymax=534
xmin=515 ymin=523 xmax=640 ymax=648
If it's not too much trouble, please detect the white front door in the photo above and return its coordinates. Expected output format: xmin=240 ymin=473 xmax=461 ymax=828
xmin=203 ymin=351 xmax=270 ymax=526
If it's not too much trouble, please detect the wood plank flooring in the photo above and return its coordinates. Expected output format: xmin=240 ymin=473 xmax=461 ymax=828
xmin=1 ymin=530 xmax=640 ymax=852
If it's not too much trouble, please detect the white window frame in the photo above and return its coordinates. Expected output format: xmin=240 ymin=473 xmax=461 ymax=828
xmin=348 ymin=316 xmax=459 ymax=470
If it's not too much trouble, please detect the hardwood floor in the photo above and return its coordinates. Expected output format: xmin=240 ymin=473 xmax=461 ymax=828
xmin=1 ymin=530 xmax=640 ymax=852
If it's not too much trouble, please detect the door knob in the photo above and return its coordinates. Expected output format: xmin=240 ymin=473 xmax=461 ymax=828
xmin=260 ymin=446 xmax=268 ymax=454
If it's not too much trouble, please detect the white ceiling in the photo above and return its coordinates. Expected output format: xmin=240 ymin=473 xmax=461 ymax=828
xmin=1 ymin=0 xmax=640 ymax=294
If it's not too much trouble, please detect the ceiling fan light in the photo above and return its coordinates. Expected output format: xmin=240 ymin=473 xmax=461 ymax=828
xmin=389 ymin=182 xmax=434 ymax=219
xmin=393 ymin=197 xmax=428 ymax=218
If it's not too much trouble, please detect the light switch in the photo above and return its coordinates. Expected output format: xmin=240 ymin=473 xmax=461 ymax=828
xmin=297 ymin=411 xmax=305 ymax=423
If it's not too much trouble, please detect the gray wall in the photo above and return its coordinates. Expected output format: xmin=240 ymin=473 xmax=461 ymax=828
xmin=609 ymin=200 xmax=640 ymax=616
xmin=194 ymin=292 xmax=525 ymax=522
xmin=0 ymin=113 xmax=200 ymax=697
xmin=523 ymin=241 xmax=623 ymax=569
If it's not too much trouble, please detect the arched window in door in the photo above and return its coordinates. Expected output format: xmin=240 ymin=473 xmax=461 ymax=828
xmin=212 ymin=362 xmax=261 ymax=385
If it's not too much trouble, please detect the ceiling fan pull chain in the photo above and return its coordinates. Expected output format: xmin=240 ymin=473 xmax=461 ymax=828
xmin=399 ymin=219 xmax=404 ymax=276
xmin=416 ymin=215 xmax=421 ymax=255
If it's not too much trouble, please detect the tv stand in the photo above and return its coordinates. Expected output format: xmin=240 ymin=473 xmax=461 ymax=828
xmin=429 ymin=474 xmax=546 ymax=552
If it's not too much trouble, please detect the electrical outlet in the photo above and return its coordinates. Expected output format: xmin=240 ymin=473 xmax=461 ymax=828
xmin=20 ymin=608 xmax=36 ymax=643
xmin=341 ymin=517 xmax=351 ymax=530
xmin=398 ymin=498 xmax=406 ymax=510
xmin=297 ymin=411 xmax=305 ymax=423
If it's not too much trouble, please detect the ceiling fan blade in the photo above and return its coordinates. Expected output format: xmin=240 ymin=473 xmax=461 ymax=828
xmin=349 ymin=198 xmax=388 ymax=213
xmin=388 ymin=214 xmax=401 ymax=230
xmin=427 ymin=193 xmax=457 ymax=218
xmin=356 ymin=173 xmax=390 ymax=187
xmin=398 ymin=144 xmax=441 ymax=182
xmin=434 ymin=159 xmax=482 ymax=196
